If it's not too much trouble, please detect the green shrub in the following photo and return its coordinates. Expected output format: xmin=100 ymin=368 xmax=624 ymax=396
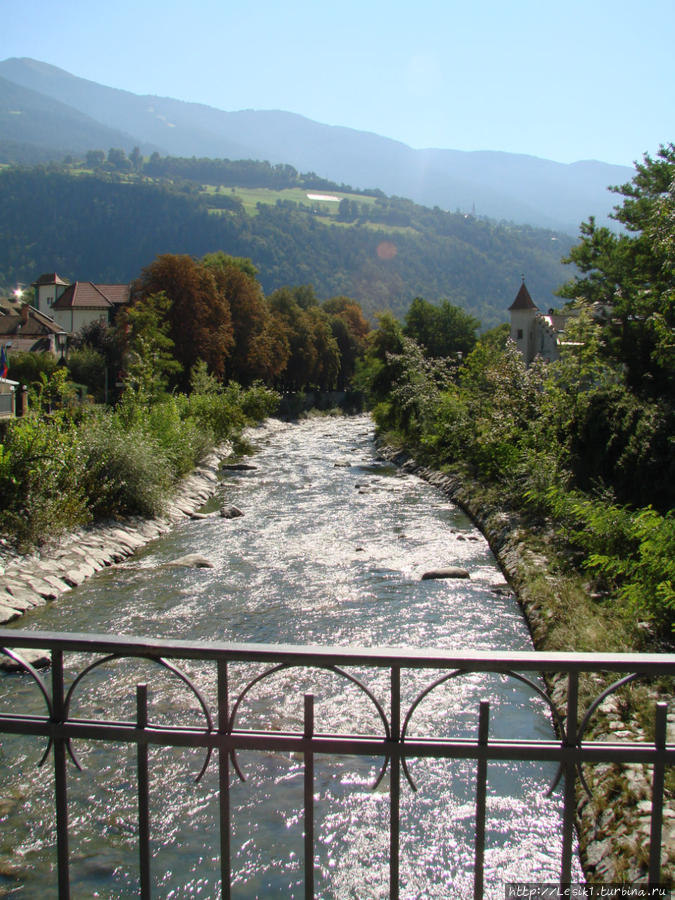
xmin=2 ymin=351 xmax=58 ymax=390
xmin=238 ymin=381 xmax=280 ymax=422
xmin=67 ymin=347 xmax=107 ymax=401
xmin=584 ymin=506 xmax=675 ymax=633
xmin=78 ymin=412 xmax=171 ymax=519
xmin=0 ymin=414 xmax=88 ymax=548
xmin=183 ymin=390 xmax=244 ymax=441
xmin=145 ymin=397 xmax=212 ymax=477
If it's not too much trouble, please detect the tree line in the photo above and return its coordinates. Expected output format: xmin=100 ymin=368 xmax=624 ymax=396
xmin=122 ymin=252 xmax=371 ymax=394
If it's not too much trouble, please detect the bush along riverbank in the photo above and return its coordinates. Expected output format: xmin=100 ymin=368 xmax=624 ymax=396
xmin=0 ymin=376 xmax=279 ymax=553
xmin=0 ymin=440 xmax=234 ymax=636
xmin=376 ymin=438 xmax=674 ymax=886
xmin=0 ymin=375 xmax=279 ymax=639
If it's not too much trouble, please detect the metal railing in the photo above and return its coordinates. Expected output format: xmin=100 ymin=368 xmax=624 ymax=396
xmin=0 ymin=629 xmax=673 ymax=898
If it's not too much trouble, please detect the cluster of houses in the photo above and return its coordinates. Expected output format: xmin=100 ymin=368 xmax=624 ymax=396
xmin=1 ymin=273 xmax=576 ymax=418
xmin=0 ymin=273 xmax=130 ymax=417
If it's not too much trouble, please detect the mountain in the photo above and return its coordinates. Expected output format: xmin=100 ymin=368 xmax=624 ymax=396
xmin=0 ymin=74 xmax=157 ymax=161
xmin=0 ymin=57 xmax=632 ymax=234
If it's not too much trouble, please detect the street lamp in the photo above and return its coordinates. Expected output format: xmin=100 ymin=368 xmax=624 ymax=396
xmin=55 ymin=331 xmax=68 ymax=364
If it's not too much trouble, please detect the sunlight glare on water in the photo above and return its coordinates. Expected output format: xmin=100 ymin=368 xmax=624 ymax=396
xmin=1 ymin=415 xmax=581 ymax=897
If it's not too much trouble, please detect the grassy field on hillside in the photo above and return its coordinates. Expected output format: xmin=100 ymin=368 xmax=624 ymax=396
xmin=199 ymin=184 xmax=379 ymax=216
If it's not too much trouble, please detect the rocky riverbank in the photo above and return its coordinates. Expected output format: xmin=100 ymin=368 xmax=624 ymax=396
xmin=0 ymin=442 xmax=232 ymax=647
xmin=376 ymin=441 xmax=674 ymax=887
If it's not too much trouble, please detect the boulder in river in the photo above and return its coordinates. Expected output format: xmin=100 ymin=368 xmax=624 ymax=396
xmin=421 ymin=567 xmax=470 ymax=580
xmin=220 ymin=505 xmax=244 ymax=519
xmin=221 ymin=463 xmax=258 ymax=471
xmin=0 ymin=648 xmax=51 ymax=672
xmin=167 ymin=555 xmax=215 ymax=569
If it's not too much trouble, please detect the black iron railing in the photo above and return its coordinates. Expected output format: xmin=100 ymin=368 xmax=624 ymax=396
xmin=0 ymin=629 xmax=673 ymax=898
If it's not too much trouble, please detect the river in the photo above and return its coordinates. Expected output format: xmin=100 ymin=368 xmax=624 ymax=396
xmin=1 ymin=414 xmax=581 ymax=898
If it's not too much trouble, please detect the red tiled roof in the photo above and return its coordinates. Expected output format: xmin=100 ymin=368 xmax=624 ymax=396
xmin=52 ymin=282 xmax=130 ymax=310
xmin=508 ymin=282 xmax=538 ymax=312
xmin=95 ymin=284 xmax=131 ymax=306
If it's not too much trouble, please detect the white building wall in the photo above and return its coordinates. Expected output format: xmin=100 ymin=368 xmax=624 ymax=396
xmin=510 ymin=309 xmax=537 ymax=364
xmin=53 ymin=308 xmax=108 ymax=333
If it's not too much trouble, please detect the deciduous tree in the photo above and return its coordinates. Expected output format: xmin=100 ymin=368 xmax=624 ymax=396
xmin=133 ymin=254 xmax=234 ymax=384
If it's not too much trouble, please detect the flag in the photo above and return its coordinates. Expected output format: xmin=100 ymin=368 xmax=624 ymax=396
xmin=0 ymin=346 xmax=8 ymax=379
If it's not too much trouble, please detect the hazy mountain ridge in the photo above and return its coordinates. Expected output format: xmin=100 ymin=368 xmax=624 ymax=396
xmin=0 ymin=74 xmax=154 ymax=157
xmin=0 ymin=57 xmax=632 ymax=234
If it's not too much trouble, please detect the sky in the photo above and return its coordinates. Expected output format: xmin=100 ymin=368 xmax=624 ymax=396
xmin=2 ymin=0 xmax=673 ymax=167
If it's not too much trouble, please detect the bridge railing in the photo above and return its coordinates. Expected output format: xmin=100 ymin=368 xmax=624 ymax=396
xmin=0 ymin=629 xmax=673 ymax=898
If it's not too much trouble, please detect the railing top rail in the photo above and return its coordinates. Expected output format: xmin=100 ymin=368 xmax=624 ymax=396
xmin=2 ymin=629 xmax=674 ymax=674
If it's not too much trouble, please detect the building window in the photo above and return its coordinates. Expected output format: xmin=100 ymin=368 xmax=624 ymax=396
xmin=517 ymin=329 xmax=523 ymax=339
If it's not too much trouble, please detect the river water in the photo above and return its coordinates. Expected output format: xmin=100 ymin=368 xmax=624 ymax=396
xmin=1 ymin=415 xmax=580 ymax=898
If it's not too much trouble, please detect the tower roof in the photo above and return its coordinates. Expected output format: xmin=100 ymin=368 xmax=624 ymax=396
xmin=31 ymin=273 xmax=70 ymax=288
xmin=508 ymin=282 xmax=538 ymax=312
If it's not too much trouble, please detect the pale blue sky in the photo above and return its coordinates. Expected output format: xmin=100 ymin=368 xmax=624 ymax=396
xmin=2 ymin=0 xmax=673 ymax=166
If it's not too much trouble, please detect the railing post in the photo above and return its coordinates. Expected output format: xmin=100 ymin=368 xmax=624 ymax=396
xmin=218 ymin=660 xmax=232 ymax=900
xmin=473 ymin=700 xmax=490 ymax=900
xmin=560 ymin=670 xmax=578 ymax=886
xmin=390 ymin=665 xmax=401 ymax=900
xmin=304 ymin=693 xmax=315 ymax=900
xmin=648 ymin=701 xmax=668 ymax=885
xmin=52 ymin=649 xmax=70 ymax=900
xmin=136 ymin=684 xmax=151 ymax=900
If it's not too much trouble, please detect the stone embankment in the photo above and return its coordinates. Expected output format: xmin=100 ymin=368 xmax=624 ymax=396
xmin=0 ymin=443 xmax=232 ymax=649
xmin=377 ymin=442 xmax=674 ymax=887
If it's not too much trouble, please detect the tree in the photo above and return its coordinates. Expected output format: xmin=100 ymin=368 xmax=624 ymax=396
xmin=117 ymin=291 xmax=182 ymax=402
xmin=70 ymin=319 xmax=124 ymax=401
xmin=305 ymin=306 xmax=340 ymax=390
xmin=133 ymin=254 xmax=234 ymax=384
xmin=267 ymin=287 xmax=339 ymax=390
xmin=202 ymin=252 xmax=269 ymax=383
xmin=404 ymin=297 xmax=479 ymax=358
xmin=129 ymin=146 xmax=143 ymax=172
xmin=107 ymin=148 xmax=131 ymax=172
xmin=85 ymin=150 xmax=105 ymax=169
xmin=358 ymin=311 xmax=405 ymax=404
xmin=323 ymin=296 xmax=371 ymax=388
xmin=557 ymin=144 xmax=675 ymax=396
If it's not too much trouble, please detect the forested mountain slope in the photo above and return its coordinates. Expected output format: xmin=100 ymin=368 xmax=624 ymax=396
xmin=0 ymin=165 xmax=574 ymax=327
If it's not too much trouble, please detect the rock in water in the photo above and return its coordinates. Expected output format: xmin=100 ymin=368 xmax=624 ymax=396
xmin=220 ymin=505 xmax=244 ymax=519
xmin=0 ymin=648 xmax=52 ymax=671
xmin=167 ymin=555 xmax=215 ymax=569
xmin=221 ymin=463 xmax=257 ymax=471
xmin=421 ymin=567 xmax=470 ymax=580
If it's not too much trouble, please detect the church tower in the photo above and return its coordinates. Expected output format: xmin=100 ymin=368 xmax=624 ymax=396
xmin=508 ymin=280 xmax=539 ymax=364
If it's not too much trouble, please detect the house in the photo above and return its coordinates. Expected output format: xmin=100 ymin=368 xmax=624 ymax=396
xmin=31 ymin=273 xmax=130 ymax=333
xmin=0 ymin=302 xmax=68 ymax=356
xmin=508 ymin=281 xmax=577 ymax=365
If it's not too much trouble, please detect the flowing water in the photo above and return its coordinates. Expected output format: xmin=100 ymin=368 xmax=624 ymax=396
xmin=1 ymin=415 xmax=580 ymax=898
